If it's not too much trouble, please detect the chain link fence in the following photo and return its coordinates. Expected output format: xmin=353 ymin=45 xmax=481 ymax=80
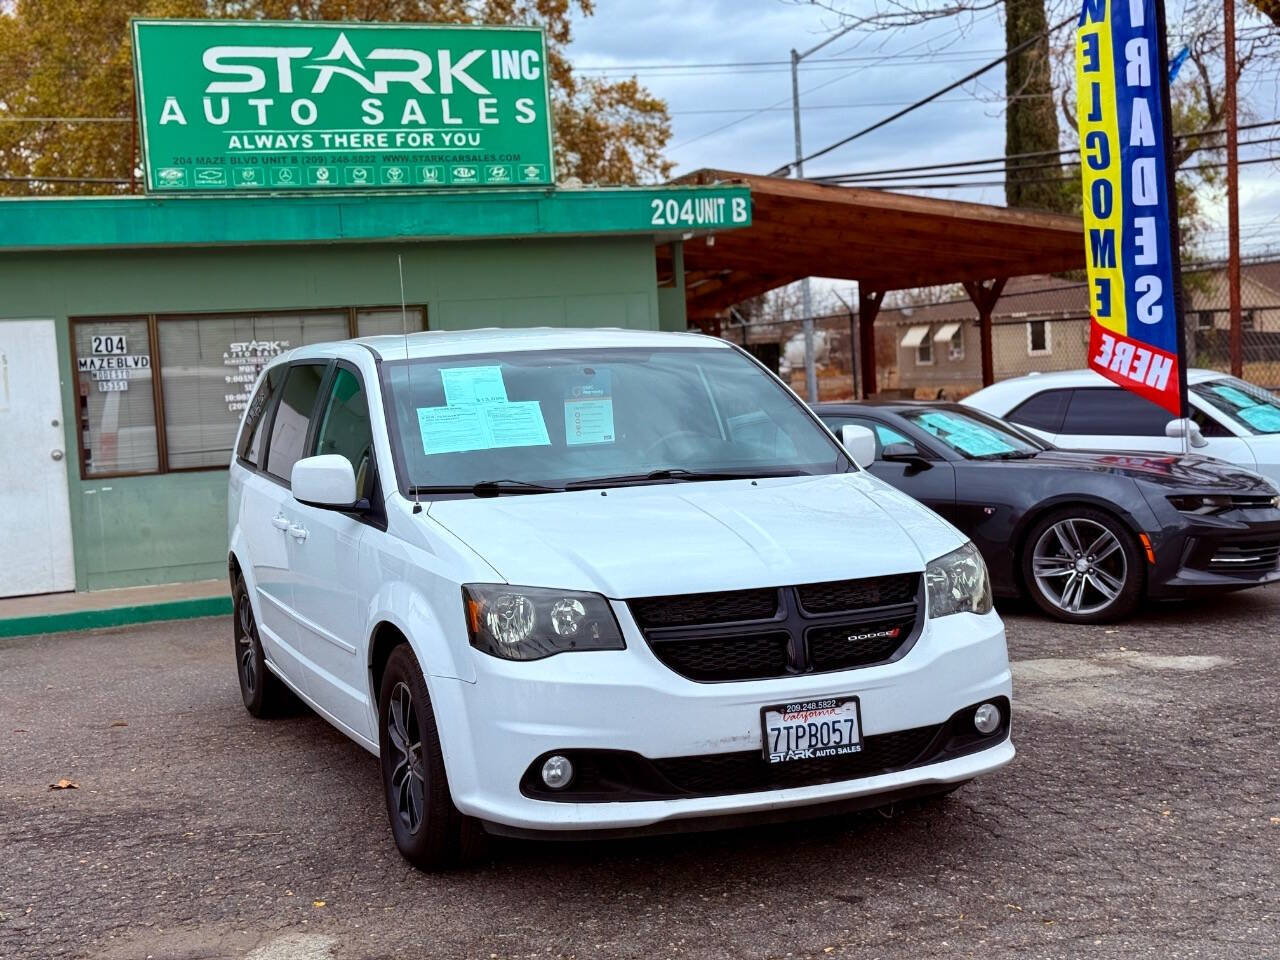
xmin=720 ymin=258 xmax=1280 ymax=400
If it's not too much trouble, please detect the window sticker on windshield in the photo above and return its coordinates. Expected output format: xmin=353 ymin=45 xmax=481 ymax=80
xmin=417 ymin=401 xmax=550 ymax=455
xmin=1210 ymin=384 xmax=1256 ymax=409
xmin=1237 ymin=404 xmax=1280 ymax=432
xmin=917 ymin=412 xmax=1016 ymax=457
xmin=441 ymin=365 xmax=508 ymax=406
xmin=564 ymin=369 xmax=615 ymax=446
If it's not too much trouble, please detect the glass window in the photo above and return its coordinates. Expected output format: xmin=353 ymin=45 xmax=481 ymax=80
xmin=1191 ymin=378 xmax=1280 ymax=435
xmin=73 ymin=319 xmax=159 ymax=476
xmin=900 ymin=407 xmax=1044 ymax=460
xmin=1027 ymin=320 xmax=1051 ymax=355
xmin=237 ymin=366 xmax=285 ymax=468
xmin=266 ymin=364 xmax=328 ymax=483
xmin=312 ymin=367 xmax=376 ymax=499
xmin=916 ymin=337 xmax=934 ymax=365
xmin=356 ymin=306 xmax=426 ymax=338
xmin=1061 ymin=388 xmax=1172 ymax=436
xmin=948 ymin=327 xmax=965 ymax=361
xmin=1007 ymin=389 xmax=1071 ymax=433
xmin=382 ymin=347 xmax=849 ymax=492
xmin=158 ymin=311 xmax=348 ymax=469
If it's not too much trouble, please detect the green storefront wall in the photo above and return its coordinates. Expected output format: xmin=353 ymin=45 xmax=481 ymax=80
xmin=0 ymin=184 xmax=749 ymax=591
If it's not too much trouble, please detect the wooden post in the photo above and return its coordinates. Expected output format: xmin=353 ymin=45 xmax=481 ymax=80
xmin=963 ymin=278 xmax=1008 ymax=387
xmin=858 ymin=288 xmax=883 ymax=399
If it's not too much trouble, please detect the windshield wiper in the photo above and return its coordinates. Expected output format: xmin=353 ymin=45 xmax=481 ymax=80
xmin=563 ymin=468 xmax=806 ymax=490
xmin=976 ymin=451 xmax=1038 ymax=460
xmin=409 ymin=479 xmax=563 ymax=498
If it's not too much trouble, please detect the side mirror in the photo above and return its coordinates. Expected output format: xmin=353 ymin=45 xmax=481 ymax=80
xmin=840 ymin=424 xmax=877 ymax=469
xmin=1165 ymin=418 xmax=1208 ymax=449
xmin=292 ymin=454 xmax=359 ymax=510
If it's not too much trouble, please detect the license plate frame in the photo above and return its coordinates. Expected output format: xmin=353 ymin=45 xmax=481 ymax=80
xmin=761 ymin=696 xmax=864 ymax=764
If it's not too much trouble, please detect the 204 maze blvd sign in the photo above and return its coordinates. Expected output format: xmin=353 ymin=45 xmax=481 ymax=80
xmin=131 ymin=20 xmax=555 ymax=193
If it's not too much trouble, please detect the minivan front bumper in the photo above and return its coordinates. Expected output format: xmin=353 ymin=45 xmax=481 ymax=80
xmin=427 ymin=606 xmax=1013 ymax=834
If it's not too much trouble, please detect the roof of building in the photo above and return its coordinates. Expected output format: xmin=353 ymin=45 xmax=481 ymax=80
xmin=0 ymin=183 xmax=749 ymax=252
xmin=668 ymin=170 xmax=1085 ymax=320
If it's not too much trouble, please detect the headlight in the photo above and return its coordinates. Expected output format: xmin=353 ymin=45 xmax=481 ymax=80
xmin=925 ymin=542 xmax=992 ymax=618
xmin=462 ymin=584 xmax=625 ymax=661
xmin=1167 ymin=494 xmax=1234 ymax=515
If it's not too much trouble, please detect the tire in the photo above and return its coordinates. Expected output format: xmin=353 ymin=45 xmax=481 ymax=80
xmin=1020 ymin=506 xmax=1144 ymax=624
xmin=232 ymin=573 xmax=293 ymax=717
xmin=378 ymin=644 xmax=485 ymax=870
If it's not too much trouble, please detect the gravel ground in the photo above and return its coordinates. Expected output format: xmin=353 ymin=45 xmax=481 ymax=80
xmin=1 ymin=589 xmax=1278 ymax=960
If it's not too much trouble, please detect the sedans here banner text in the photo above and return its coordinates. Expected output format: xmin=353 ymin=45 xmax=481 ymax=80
xmin=1076 ymin=0 xmax=1186 ymax=417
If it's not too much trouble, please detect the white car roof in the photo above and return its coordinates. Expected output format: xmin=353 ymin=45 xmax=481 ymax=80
xmin=963 ymin=367 xmax=1230 ymax=413
xmin=354 ymin=326 xmax=730 ymax=362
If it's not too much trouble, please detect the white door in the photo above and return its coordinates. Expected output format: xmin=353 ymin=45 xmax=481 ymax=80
xmin=0 ymin=320 xmax=75 ymax=597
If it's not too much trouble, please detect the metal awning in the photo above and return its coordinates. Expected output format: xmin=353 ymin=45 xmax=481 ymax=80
xmin=900 ymin=325 xmax=931 ymax=348
xmin=933 ymin=321 xmax=962 ymax=342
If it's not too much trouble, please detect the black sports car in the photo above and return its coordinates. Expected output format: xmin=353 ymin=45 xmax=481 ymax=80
xmin=815 ymin=401 xmax=1280 ymax=623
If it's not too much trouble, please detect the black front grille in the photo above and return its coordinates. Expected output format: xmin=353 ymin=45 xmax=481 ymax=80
xmin=655 ymin=632 xmax=790 ymax=682
xmin=1208 ymin=540 xmax=1280 ymax=573
xmin=630 ymin=574 xmax=922 ymax=682
xmin=629 ymin=588 xmax=779 ymax=629
xmin=807 ymin=618 xmax=914 ymax=673
xmin=796 ymin=573 xmax=917 ymax=613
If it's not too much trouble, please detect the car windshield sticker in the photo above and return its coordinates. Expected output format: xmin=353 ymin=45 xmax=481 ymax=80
xmin=1210 ymin=384 xmax=1257 ymax=409
xmin=417 ymin=401 xmax=551 ymax=454
xmin=917 ymin=412 xmax=1017 ymax=457
xmin=564 ymin=369 xmax=615 ymax=446
xmin=1236 ymin=403 xmax=1280 ymax=433
xmin=440 ymin=365 xmax=508 ymax=406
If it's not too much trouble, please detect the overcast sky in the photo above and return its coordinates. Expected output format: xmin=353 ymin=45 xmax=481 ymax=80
xmin=568 ymin=0 xmax=1280 ymax=264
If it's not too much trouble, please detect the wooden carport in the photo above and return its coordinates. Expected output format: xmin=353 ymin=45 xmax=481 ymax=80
xmin=663 ymin=169 xmax=1084 ymax=394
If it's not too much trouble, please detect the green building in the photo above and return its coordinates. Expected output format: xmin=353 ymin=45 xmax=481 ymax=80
xmin=0 ymin=184 xmax=749 ymax=598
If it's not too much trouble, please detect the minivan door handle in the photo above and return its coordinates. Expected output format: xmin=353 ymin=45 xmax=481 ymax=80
xmin=288 ymin=523 xmax=309 ymax=542
xmin=271 ymin=514 xmax=290 ymax=531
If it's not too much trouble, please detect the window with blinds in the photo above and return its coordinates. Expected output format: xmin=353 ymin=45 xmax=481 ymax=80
xmin=69 ymin=304 xmax=426 ymax=477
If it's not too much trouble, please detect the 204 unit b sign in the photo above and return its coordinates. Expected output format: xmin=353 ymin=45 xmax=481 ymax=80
xmin=131 ymin=19 xmax=555 ymax=193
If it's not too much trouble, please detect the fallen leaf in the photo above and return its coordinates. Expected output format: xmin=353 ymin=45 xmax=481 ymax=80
xmin=313 ymin=900 xmax=326 ymax=908
xmin=13 ymin=729 xmax=26 ymax=734
xmin=1270 ymin=817 xmax=1280 ymax=825
xmin=110 ymin=721 xmax=128 ymax=728
xmin=49 ymin=779 xmax=78 ymax=790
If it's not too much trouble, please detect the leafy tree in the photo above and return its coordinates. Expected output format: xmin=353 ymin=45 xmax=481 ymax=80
xmin=0 ymin=0 xmax=672 ymax=194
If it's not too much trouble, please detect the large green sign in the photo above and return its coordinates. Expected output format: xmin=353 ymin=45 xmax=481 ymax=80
xmin=131 ymin=19 xmax=555 ymax=193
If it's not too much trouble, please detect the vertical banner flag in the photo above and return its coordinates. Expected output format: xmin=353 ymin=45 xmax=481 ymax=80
xmin=1076 ymin=0 xmax=1188 ymax=417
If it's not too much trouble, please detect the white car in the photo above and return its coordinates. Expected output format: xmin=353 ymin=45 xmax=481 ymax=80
xmin=227 ymin=328 xmax=1013 ymax=869
xmin=964 ymin=368 xmax=1280 ymax=486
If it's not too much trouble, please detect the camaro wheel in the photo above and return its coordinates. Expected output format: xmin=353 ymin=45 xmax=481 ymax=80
xmin=377 ymin=644 xmax=484 ymax=870
xmin=232 ymin=573 xmax=292 ymax=717
xmin=1021 ymin=507 xmax=1143 ymax=624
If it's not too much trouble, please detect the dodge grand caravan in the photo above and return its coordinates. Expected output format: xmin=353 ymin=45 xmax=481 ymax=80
xmin=227 ymin=328 xmax=1013 ymax=869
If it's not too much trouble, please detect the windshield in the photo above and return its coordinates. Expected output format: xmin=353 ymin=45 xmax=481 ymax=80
xmin=1192 ymin=378 xmax=1280 ymax=435
xmin=380 ymin=346 xmax=849 ymax=492
xmin=900 ymin=407 xmax=1046 ymax=460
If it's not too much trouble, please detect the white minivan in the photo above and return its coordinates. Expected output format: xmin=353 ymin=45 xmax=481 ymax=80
xmin=227 ymin=328 xmax=1013 ymax=869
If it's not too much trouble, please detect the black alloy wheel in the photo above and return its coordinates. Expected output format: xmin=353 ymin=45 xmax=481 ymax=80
xmin=232 ymin=573 xmax=291 ymax=717
xmin=377 ymin=644 xmax=484 ymax=870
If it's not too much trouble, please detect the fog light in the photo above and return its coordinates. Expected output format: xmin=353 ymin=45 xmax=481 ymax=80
xmin=973 ymin=703 xmax=1002 ymax=735
xmin=541 ymin=754 xmax=574 ymax=790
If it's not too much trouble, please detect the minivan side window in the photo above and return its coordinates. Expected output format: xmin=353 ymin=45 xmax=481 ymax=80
xmin=237 ymin=367 xmax=285 ymax=468
xmin=312 ymin=366 xmax=376 ymax=499
xmin=1060 ymin=388 xmax=1171 ymax=436
xmin=265 ymin=363 xmax=328 ymax=483
xmin=1006 ymin=388 xmax=1071 ymax=433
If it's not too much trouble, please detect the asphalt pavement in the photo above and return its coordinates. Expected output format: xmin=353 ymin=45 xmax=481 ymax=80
xmin=2 ymin=589 xmax=1278 ymax=960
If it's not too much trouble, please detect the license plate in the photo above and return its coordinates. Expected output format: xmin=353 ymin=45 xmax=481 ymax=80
xmin=761 ymin=697 xmax=863 ymax=764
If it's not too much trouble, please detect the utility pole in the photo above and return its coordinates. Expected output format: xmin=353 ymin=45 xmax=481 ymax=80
xmin=789 ymin=24 xmax=858 ymax=403
xmin=1225 ymin=0 xmax=1243 ymax=378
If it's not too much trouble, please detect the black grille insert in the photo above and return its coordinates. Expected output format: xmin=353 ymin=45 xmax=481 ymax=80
xmin=630 ymin=574 xmax=922 ymax=682
xmin=1208 ymin=540 xmax=1280 ymax=573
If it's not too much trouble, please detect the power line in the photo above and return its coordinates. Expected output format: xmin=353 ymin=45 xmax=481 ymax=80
xmin=806 ymin=121 xmax=1280 ymax=182
xmin=573 ymin=48 xmax=1010 ymax=74
xmin=768 ymin=12 xmax=1078 ymax=175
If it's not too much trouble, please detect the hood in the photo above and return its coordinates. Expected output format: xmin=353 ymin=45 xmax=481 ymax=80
xmin=1021 ymin=449 xmax=1278 ymax=493
xmin=427 ymin=473 xmax=966 ymax=598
